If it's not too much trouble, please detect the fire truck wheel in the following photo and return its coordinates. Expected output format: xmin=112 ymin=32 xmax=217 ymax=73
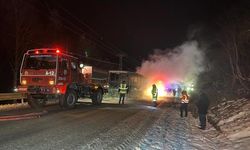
xmin=64 ymin=90 xmax=77 ymax=108
xmin=92 ymin=90 xmax=103 ymax=105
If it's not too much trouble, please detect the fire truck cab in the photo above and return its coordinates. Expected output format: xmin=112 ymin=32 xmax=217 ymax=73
xmin=18 ymin=48 xmax=103 ymax=108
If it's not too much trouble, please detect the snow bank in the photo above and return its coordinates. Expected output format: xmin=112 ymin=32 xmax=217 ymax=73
xmin=208 ymin=98 xmax=250 ymax=149
xmin=138 ymin=109 xmax=217 ymax=150
xmin=0 ymin=103 xmax=29 ymax=111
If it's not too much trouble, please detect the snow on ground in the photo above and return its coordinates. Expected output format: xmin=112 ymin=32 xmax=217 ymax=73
xmin=208 ymin=98 xmax=250 ymax=150
xmin=1 ymin=96 xmax=249 ymax=150
xmin=136 ymin=97 xmax=250 ymax=150
xmin=137 ymin=108 xmax=217 ymax=150
xmin=0 ymin=103 xmax=29 ymax=111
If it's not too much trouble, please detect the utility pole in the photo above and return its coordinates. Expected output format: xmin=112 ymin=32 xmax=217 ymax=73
xmin=117 ymin=53 xmax=126 ymax=70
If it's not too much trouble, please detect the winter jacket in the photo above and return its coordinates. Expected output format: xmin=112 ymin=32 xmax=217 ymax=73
xmin=196 ymin=93 xmax=209 ymax=114
xmin=181 ymin=95 xmax=189 ymax=103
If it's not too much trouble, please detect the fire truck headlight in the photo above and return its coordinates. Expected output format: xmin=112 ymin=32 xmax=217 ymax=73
xmin=13 ymin=87 xmax=18 ymax=92
xmin=79 ymin=63 xmax=84 ymax=68
xmin=49 ymin=80 xmax=55 ymax=85
xmin=56 ymin=89 xmax=60 ymax=94
xmin=21 ymin=80 xmax=27 ymax=85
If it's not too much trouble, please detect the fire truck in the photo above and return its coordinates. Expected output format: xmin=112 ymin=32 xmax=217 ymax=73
xmin=17 ymin=48 xmax=104 ymax=108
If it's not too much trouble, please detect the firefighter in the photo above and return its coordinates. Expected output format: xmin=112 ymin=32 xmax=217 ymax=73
xmin=152 ymin=84 xmax=158 ymax=107
xmin=118 ymin=81 xmax=128 ymax=104
xmin=180 ymin=90 xmax=189 ymax=117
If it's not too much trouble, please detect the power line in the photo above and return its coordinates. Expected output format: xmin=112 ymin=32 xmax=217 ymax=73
xmin=42 ymin=0 xmax=122 ymax=57
xmin=16 ymin=0 xmax=118 ymax=66
xmin=55 ymin=2 xmax=126 ymax=54
xmin=25 ymin=0 xmax=139 ymax=69
xmin=53 ymin=3 xmax=142 ymax=69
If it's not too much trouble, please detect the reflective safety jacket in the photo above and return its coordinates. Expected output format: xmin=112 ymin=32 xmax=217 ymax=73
xmin=180 ymin=95 xmax=189 ymax=103
xmin=119 ymin=84 xmax=128 ymax=94
xmin=152 ymin=87 xmax=158 ymax=101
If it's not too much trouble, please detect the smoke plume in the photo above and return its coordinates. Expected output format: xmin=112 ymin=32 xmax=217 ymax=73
xmin=136 ymin=41 xmax=205 ymax=87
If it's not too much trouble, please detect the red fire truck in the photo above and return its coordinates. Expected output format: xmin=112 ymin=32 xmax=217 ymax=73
xmin=17 ymin=48 xmax=104 ymax=108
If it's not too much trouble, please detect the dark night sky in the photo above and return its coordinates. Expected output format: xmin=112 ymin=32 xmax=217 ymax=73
xmin=52 ymin=0 xmax=237 ymax=60
xmin=0 ymin=0 xmax=246 ymax=92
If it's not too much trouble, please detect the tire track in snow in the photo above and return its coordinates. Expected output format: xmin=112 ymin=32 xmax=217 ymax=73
xmin=137 ymin=108 xmax=191 ymax=150
xmin=137 ymin=108 xmax=217 ymax=150
xmin=81 ymin=109 xmax=160 ymax=150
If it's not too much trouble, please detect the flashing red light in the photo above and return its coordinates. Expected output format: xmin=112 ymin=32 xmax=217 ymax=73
xmin=56 ymin=49 xmax=60 ymax=53
xmin=35 ymin=50 xmax=39 ymax=54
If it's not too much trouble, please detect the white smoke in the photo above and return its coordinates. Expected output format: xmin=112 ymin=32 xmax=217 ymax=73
xmin=136 ymin=41 xmax=205 ymax=86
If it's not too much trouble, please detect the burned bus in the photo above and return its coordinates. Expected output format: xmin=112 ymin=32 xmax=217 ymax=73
xmin=108 ymin=70 xmax=144 ymax=97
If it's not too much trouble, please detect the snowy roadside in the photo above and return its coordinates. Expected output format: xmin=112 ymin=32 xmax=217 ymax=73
xmin=208 ymin=98 xmax=250 ymax=150
xmin=0 ymin=95 xmax=114 ymax=112
xmin=0 ymin=103 xmax=29 ymax=112
xmin=137 ymin=108 xmax=218 ymax=150
xmin=136 ymin=97 xmax=250 ymax=150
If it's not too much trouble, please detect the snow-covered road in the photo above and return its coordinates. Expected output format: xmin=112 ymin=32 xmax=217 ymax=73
xmin=1 ymin=98 xmax=244 ymax=150
xmin=138 ymin=108 xmax=217 ymax=150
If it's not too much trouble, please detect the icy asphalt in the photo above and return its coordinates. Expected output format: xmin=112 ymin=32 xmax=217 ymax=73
xmin=0 ymin=98 xmax=228 ymax=150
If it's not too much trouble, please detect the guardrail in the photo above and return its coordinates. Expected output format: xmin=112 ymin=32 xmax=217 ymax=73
xmin=0 ymin=93 xmax=27 ymax=103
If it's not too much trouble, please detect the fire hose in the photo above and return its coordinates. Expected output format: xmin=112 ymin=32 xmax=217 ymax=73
xmin=0 ymin=110 xmax=48 ymax=121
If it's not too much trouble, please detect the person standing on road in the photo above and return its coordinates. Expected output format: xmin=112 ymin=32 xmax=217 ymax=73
xmin=151 ymin=84 xmax=158 ymax=106
xmin=118 ymin=81 xmax=128 ymax=104
xmin=196 ymin=91 xmax=210 ymax=130
xmin=173 ymin=89 xmax=176 ymax=97
xmin=180 ymin=90 xmax=189 ymax=117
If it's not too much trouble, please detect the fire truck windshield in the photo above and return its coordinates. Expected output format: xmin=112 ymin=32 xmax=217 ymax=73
xmin=23 ymin=54 xmax=57 ymax=69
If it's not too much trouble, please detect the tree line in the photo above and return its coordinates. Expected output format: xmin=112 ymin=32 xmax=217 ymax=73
xmin=0 ymin=0 xmax=118 ymax=92
xmin=197 ymin=1 xmax=250 ymax=102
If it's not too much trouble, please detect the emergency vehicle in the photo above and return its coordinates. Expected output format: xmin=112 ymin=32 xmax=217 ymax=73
xmin=17 ymin=48 xmax=104 ymax=108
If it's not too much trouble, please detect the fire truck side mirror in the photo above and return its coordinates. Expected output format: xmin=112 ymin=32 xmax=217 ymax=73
xmin=71 ymin=62 xmax=77 ymax=70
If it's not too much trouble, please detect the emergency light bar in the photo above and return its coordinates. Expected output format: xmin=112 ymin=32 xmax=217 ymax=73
xmin=27 ymin=48 xmax=61 ymax=55
xmin=25 ymin=48 xmax=79 ymax=60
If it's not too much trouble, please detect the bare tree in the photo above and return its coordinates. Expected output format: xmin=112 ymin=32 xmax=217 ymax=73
xmin=219 ymin=6 xmax=250 ymax=93
xmin=5 ymin=0 xmax=34 ymax=89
